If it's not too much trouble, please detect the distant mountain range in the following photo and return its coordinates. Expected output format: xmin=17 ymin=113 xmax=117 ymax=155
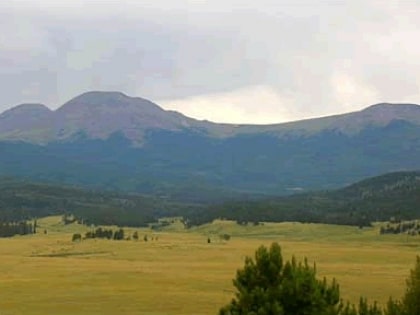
xmin=1 ymin=91 xmax=420 ymax=199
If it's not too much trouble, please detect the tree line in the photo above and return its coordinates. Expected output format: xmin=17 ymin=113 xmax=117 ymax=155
xmin=72 ymin=227 xmax=142 ymax=242
xmin=380 ymin=220 xmax=420 ymax=236
xmin=0 ymin=171 xmax=418 ymax=229
xmin=0 ymin=221 xmax=35 ymax=237
xmin=220 ymin=242 xmax=420 ymax=315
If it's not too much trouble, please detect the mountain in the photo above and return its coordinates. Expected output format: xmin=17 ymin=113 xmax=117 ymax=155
xmin=0 ymin=91 xmax=420 ymax=198
xmin=0 ymin=103 xmax=53 ymax=141
xmin=0 ymin=92 xmax=216 ymax=144
xmin=2 ymin=92 xmax=420 ymax=143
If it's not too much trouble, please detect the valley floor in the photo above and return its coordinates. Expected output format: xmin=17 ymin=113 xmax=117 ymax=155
xmin=0 ymin=217 xmax=418 ymax=315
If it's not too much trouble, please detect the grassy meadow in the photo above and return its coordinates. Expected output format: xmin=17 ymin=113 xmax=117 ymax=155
xmin=0 ymin=217 xmax=418 ymax=315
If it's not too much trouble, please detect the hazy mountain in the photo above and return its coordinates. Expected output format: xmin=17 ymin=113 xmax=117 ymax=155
xmin=3 ymin=91 xmax=420 ymax=144
xmin=0 ymin=91 xmax=419 ymax=198
xmin=0 ymin=91 xmax=233 ymax=144
xmin=0 ymin=103 xmax=53 ymax=141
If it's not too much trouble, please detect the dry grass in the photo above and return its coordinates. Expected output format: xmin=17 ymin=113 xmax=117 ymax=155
xmin=0 ymin=217 xmax=418 ymax=315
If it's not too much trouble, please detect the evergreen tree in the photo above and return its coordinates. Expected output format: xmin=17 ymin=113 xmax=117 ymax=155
xmin=402 ymin=256 xmax=420 ymax=315
xmin=219 ymin=242 xmax=340 ymax=315
xmin=72 ymin=233 xmax=82 ymax=242
xmin=384 ymin=298 xmax=403 ymax=315
xmin=113 ymin=228 xmax=125 ymax=240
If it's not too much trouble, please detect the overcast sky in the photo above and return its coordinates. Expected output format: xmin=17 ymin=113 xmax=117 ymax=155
xmin=1 ymin=0 xmax=420 ymax=123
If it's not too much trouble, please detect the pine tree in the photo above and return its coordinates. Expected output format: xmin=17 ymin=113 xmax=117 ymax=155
xmin=219 ymin=242 xmax=341 ymax=315
xmin=402 ymin=256 xmax=420 ymax=315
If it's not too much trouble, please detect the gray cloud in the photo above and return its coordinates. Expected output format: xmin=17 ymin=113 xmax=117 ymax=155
xmin=1 ymin=0 xmax=420 ymax=123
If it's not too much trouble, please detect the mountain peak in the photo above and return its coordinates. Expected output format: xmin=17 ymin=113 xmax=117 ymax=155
xmin=0 ymin=103 xmax=52 ymax=139
xmin=0 ymin=103 xmax=51 ymax=122
xmin=354 ymin=103 xmax=420 ymax=126
xmin=51 ymin=91 xmax=200 ymax=143
xmin=362 ymin=102 xmax=420 ymax=112
xmin=58 ymin=91 xmax=156 ymax=110
xmin=0 ymin=103 xmax=51 ymax=117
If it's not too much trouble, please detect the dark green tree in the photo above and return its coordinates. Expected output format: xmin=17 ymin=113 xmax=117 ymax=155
xmin=72 ymin=233 xmax=82 ymax=242
xmin=402 ymin=256 xmax=420 ymax=315
xmin=113 ymin=228 xmax=125 ymax=240
xmin=384 ymin=298 xmax=403 ymax=315
xmin=219 ymin=242 xmax=340 ymax=315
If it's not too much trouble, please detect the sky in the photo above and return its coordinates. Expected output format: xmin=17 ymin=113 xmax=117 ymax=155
xmin=1 ymin=0 xmax=420 ymax=124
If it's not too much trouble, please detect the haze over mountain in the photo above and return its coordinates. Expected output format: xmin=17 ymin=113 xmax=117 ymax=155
xmin=0 ymin=91 xmax=419 ymax=199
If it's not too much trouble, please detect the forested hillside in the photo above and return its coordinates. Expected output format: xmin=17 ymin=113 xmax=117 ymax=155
xmin=0 ymin=171 xmax=418 ymax=228
xmin=187 ymin=171 xmax=420 ymax=227
xmin=0 ymin=177 xmax=204 ymax=226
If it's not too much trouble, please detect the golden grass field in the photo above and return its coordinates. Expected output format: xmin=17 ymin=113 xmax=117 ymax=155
xmin=0 ymin=216 xmax=418 ymax=315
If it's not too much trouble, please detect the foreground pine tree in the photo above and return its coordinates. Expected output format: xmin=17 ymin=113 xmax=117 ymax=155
xmin=219 ymin=243 xmax=420 ymax=315
xmin=219 ymin=242 xmax=340 ymax=315
xmin=402 ymin=256 xmax=420 ymax=315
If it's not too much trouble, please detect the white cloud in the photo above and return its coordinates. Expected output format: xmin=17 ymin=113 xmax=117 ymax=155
xmin=329 ymin=60 xmax=380 ymax=113
xmin=158 ymin=85 xmax=296 ymax=124
xmin=1 ymin=0 xmax=420 ymax=120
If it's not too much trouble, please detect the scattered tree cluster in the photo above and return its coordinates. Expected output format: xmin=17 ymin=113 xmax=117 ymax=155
xmin=72 ymin=228 xmax=152 ymax=242
xmin=74 ymin=227 xmax=126 ymax=241
xmin=380 ymin=220 xmax=420 ymax=235
xmin=142 ymin=234 xmax=158 ymax=242
xmin=220 ymin=242 xmax=420 ymax=315
xmin=0 ymin=221 xmax=35 ymax=237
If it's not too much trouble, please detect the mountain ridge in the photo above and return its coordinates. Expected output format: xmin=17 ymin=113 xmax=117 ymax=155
xmin=1 ymin=91 xmax=420 ymax=144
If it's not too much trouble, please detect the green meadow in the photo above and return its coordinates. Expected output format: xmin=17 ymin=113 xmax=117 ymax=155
xmin=0 ymin=217 xmax=418 ymax=315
